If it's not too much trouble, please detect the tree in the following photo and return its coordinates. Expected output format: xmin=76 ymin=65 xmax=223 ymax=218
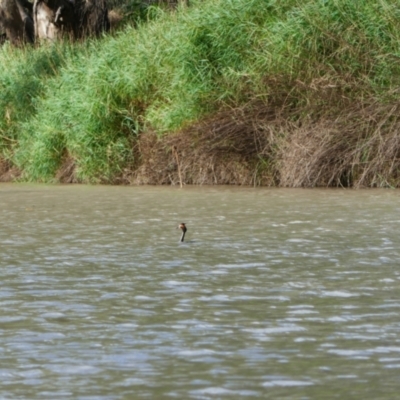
xmin=0 ymin=0 xmax=34 ymax=45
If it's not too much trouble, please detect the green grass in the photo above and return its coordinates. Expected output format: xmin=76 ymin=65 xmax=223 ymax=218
xmin=1 ymin=0 xmax=400 ymax=184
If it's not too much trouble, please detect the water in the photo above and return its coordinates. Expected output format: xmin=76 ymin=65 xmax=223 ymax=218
xmin=0 ymin=184 xmax=400 ymax=399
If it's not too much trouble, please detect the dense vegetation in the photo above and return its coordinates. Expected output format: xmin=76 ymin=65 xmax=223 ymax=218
xmin=1 ymin=0 xmax=400 ymax=186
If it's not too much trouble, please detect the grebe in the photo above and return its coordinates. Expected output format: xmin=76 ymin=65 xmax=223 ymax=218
xmin=178 ymin=223 xmax=187 ymax=242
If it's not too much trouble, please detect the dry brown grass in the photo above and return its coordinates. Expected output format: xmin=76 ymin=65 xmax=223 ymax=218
xmin=0 ymin=158 xmax=20 ymax=181
xmin=277 ymin=101 xmax=400 ymax=188
xmin=131 ymin=102 xmax=278 ymax=186
xmin=55 ymin=156 xmax=77 ymax=183
xmin=128 ymin=84 xmax=400 ymax=188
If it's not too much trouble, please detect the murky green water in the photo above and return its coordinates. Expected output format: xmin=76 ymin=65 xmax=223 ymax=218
xmin=1 ymin=184 xmax=400 ymax=399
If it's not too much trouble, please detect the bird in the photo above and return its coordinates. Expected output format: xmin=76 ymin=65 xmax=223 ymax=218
xmin=178 ymin=223 xmax=187 ymax=242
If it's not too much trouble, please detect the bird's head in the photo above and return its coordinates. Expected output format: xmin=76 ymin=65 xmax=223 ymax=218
xmin=178 ymin=223 xmax=187 ymax=232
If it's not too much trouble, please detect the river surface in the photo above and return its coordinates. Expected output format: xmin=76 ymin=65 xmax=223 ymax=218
xmin=0 ymin=184 xmax=400 ymax=399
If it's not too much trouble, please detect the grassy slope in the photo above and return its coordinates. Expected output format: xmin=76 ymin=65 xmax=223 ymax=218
xmin=1 ymin=0 xmax=400 ymax=185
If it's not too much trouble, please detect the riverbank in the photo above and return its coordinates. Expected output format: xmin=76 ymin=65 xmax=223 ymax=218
xmin=1 ymin=0 xmax=400 ymax=187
